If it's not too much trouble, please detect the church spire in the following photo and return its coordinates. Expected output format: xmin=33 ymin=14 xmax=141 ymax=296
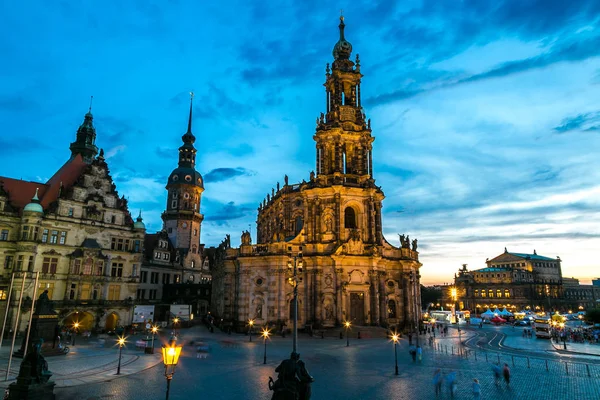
xmin=187 ymin=91 xmax=194 ymax=135
xmin=69 ymin=97 xmax=99 ymax=163
xmin=314 ymin=16 xmax=375 ymax=184
xmin=177 ymin=92 xmax=197 ymax=168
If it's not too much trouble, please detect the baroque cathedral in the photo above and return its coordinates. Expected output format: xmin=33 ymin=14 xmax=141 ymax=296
xmin=211 ymin=17 xmax=422 ymax=330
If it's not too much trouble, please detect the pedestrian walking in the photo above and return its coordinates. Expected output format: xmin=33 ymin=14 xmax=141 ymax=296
xmin=445 ymin=371 xmax=457 ymax=398
xmin=433 ymin=369 xmax=443 ymax=397
xmin=492 ymin=364 xmax=502 ymax=385
xmin=417 ymin=345 xmax=422 ymax=362
xmin=472 ymin=378 xmax=481 ymax=400
xmin=503 ymin=363 xmax=511 ymax=386
xmin=409 ymin=344 xmax=417 ymax=362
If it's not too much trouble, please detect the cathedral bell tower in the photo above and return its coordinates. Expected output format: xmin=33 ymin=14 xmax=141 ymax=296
xmin=314 ymin=16 xmax=374 ymax=187
xmin=163 ymin=93 xmax=205 ymax=256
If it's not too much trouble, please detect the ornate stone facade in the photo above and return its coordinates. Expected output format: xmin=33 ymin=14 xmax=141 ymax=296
xmin=0 ymin=109 xmax=144 ymax=333
xmin=449 ymin=249 xmax=564 ymax=313
xmin=211 ymin=18 xmax=422 ymax=331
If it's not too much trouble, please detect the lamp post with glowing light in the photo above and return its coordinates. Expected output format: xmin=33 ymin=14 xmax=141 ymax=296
xmin=286 ymin=245 xmax=304 ymax=354
xmin=162 ymin=341 xmax=183 ymax=400
xmin=559 ymin=322 xmax=567 ymax=349
xmin=172 ymin=317 xmax=180 ymax=338
xmin=151 ymin=325 xmax=159 ymax=353
xmin=72 ymin=322 xmax=80 ymax=346
xmin=579 ymin=314 xmax=584 ymax=328
xmin=116 ymin=336 xmax=126 ymax=375
xmin=248 ymin=319 xmax=255 ymax=342
xmin=391 ymin=333 xmax=399 ymax=375
xmin=262 ymin=328 xmax=271 ymax=364
xmin=344 ymin=321 xmax=351 ymax=347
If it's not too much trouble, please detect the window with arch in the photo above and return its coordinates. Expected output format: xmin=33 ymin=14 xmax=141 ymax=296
xmin=504 ymin=289 xmax=510 ymax=298
xmin=294 ymin=216 xmax=303 ymax=235
xmin=344 ymin=207 xmax=357 ymax=229
xmin=387 ymin=300 xmax=397 ymax=318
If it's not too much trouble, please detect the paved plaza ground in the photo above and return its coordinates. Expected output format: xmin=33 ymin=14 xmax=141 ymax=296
xmin=1 ymin=324 xmax=599 ymax=399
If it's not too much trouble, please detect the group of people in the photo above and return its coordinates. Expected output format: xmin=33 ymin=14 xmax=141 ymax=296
xmin=432 ymin=363 xmax=511 ymax=398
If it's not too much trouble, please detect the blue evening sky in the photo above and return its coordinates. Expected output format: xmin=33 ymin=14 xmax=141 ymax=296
xmin=1 ymin=1 xmax=599 ymax=285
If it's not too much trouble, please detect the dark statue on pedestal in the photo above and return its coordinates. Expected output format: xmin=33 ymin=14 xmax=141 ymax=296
xmin=15 ymin=290 xmax=61 ymax=358
xmin=8 ymin=339 xmax=55 ymax=399
xmin=269 ymin=352 xmax=314 ymax=400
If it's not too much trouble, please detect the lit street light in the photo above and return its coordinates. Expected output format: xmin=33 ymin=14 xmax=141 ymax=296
xmin=261 ymin=328 xmax=271 ymax=364
xmin=578 ymin=314 xmax=584 ymax=328
xmin=72 ymin=322 xmax=80 ymax=346
xmin=248 ymin=319 xmax=255 ymax=342
xmin=162 ymin=341 xmax=183 ymax=400
xmin=172 ymin=318 xmax=180 ymax=338
xmin=391 ymin=333 xmax=399 ymax=375
xmin=116 ymin=336 xmax=126 ymax=375
xmin=151 ymin=325 xmax=159 ymax=354
xmin=344 ymin=321 xmax=351 ymax=347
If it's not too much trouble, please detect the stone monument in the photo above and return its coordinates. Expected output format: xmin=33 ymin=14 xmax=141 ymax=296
xmin=7 ymin=339 xmax=55 ymax=399
xmin=15 ymin=290 xmax=61 ymax=358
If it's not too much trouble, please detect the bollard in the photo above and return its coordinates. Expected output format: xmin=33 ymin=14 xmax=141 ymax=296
xmin=565 ymin=363 xmax=569 ymax=375
xmin=545 ymin=360 xmax=548 ymax=371
xmin=485 ymin=353 xmax=488 ymax=362
xmin=527 ymin=357 xmax=530 ymax=368
xmin=512 ymin=355 xmax=515 ymax=367
xmin=586 ymin=364 xmax=590 ymax=377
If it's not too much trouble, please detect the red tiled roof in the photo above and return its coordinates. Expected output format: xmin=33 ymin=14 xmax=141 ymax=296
xmin=0 ymin=178 xmax=48 ymax=210
xmin=42 ymin=154 xmax=88 ymax=208
xmin=0 ymin=154 xmax=88 ymax=213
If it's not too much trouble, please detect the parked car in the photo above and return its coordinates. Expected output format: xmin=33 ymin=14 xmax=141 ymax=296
xmin=514 ymin=320 xmax=530 ymax=326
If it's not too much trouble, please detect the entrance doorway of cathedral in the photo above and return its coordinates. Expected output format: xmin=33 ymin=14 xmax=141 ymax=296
xmin=350 ymin=293 xmax=365 ymax=325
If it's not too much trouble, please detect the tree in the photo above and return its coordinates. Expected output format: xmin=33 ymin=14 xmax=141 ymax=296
xmin=421 ymin=285 xmax=441 ymax=309
xmin=584 ymin=308 xmax=600 ymax=324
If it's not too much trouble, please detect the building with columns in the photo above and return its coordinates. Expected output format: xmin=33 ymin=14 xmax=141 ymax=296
xmin=0 ymin=108 xmax=145 ymax=333
xmin=211 ymin=17 xmax=422 ymax=332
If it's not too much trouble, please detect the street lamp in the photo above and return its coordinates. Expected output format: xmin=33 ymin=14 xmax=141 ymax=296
xmin=116 ymin=335 xmax=126 ymax=375
xmin=72 ymin=322 xmax=80 ymax=346
xmin=261 ymin=328 xmax=271 ymax=364
xmin=559 ymin=322 xmax=566 ymax=350
xmin=391 ymin=333 xmax=399 ymax=375
xmin=344 ymin=321 xmax=351 ymax=347
xmin=172 ymin=317 xmax=180 ymax=338
xmin=450 ymin=287 xmax=457 ymax=324
xmin=162 ymin=341 xmax=183 ymax=400
xmin=286 ymin=245 xmax=303 ymax=354
xmin=151 ymin=325 xmax=159 ymax=354
xmin=248 ymin=319 xmax=255 ymax=342
xmin=578 ymin=314 xmax=583 ymax=328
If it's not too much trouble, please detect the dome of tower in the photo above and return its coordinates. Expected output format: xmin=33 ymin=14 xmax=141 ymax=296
xmin=332 ymin=16 xmax=352 ymax=60
xmin=167 ymin=167 xmax=204 ymax=189
xmin=23 ymin=188 xmax=44 ymax=214
xmin=133 ymin=211 xmax=146 ymax=230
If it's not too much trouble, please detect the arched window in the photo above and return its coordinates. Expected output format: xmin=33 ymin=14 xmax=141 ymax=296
xmin=344 ymin=207 xmax=356 ymax=229
xmin=504 ymin=289 xmax=510 ymax=298
xmin=294 ymin=216 xmax=303 ymax=235
xmin=387 ymin=300 xmax=397 ymax=318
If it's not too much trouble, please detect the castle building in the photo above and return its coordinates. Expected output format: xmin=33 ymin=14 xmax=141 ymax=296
xmin=138 ymin=95 xmax=212 ymax=322
xmin=0 ymin=107 xmax=145 ymax=332
xmin=211 ymin=18 xmax=422 ymax=331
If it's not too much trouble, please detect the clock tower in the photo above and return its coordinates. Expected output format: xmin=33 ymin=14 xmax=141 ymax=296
xmin=162 ymin=93 xmax=204 ymax=260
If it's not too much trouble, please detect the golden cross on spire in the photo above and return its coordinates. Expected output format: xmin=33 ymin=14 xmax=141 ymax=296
xmin=340 ymin=9 xmax=344 ymax=20
xmin=190 ymin=91 xmax=195 ymax=100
